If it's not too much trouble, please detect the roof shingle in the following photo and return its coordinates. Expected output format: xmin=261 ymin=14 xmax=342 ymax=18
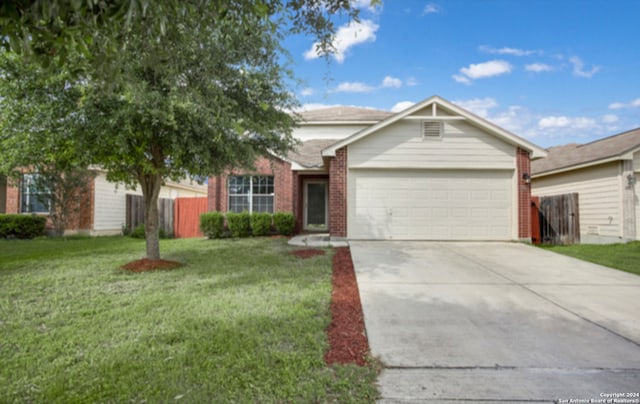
xmin=532 ymin=127 xmax=640 ymax=175
xmin=286 ymin=139 xmax=338 ymax=168
xmin=297 ymin=106 xmax=392 ymax=122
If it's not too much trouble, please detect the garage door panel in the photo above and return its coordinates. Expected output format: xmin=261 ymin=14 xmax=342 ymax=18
xmin=349 ymin=169 xmax=513 ymax=240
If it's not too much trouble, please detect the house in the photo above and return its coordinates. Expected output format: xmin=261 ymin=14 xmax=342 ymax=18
xmin=0 ymin=169 xmax=207 ymax=235
xmin=208 ymin=95 xmax=547 ymax=241
xmin=531 ymin=127 xmax=640 ymax=244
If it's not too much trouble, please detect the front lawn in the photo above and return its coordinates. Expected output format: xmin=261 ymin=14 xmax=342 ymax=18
xmin=542 ymin=241 xmax=640 ymax=276
xmin=0 ymin=236 xmax=377 ymax=403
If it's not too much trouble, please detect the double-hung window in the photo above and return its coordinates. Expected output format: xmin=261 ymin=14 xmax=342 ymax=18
xmin=228 ymin=175 xmax=274 ymax=213
xmin=21 ymin=174 xmax=51 ymax=214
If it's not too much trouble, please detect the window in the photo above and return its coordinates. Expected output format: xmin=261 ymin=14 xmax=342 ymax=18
xmin=21 ymin=174 xmax=51 ymax=214
xmin=228 ymin=175 xmax=274 ymax=213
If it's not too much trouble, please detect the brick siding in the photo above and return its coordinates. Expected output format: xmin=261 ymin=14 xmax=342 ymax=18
xmin=516 ymin=147 xmax=532 ymax=239
xmin=328 ymin=147 xmax=348 ymax=237
xmin=207 ymin=157 xmax=293 ymax=214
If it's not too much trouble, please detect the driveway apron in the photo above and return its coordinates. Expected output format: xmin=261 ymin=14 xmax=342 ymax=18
xmin=350 ymin=241 xmax=640 ymax=403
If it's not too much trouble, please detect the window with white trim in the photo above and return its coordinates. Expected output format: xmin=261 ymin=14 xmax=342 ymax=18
xmin=228 ymin=175 xmax=274 ymax=213
xmin=21 ymin=174 xmax=51 ymax=214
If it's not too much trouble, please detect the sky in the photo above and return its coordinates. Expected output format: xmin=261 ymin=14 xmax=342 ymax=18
xmin=283 ymin=0 xmax=640 ymax=148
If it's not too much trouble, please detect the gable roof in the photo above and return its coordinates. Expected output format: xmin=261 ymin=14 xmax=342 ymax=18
xmin=532 ymin=127 xmax=640 ymax=177
xmin=286 ymin=139 xmax=337 ymax=168
xmin=321 ymin=95 xmax=546 ymax=159
xmin=297 ymin=106 xmax=392 ymax=123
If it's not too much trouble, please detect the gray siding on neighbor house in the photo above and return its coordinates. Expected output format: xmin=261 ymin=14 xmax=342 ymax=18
xmin=532 ymin=162 xmax=624 ymax=242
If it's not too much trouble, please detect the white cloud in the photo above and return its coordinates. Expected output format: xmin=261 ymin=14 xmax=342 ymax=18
xmin=479 ymin=45 xmax=539 ymax=56
xmin=453 ymin=97 xmax=499 ymax=118
xmin=391 ymin=101 xmax=415 ymax=112
xmin=405 ymin=77 xmax=419 ymax=86
xmin=525 ymin=63 xmax=554 ymax=72
xmin=452 ymin=74 xmax=471 ymax=85
xmin=453 ymin=60 xmax=513 ymax=84
xmin=303 ymin=19 xmax=379 ymax=63
xmin=538 ymin=115 xmax=596 ymax=129
xmin=382 ymin=76 xmax=402 ymax=88
xmin=350 ymin=0 xmax=380 ymax=12
xmin=423 ymin=3 xmax=441 ymax=14
xmin=569 ymin=56 xmax=601 ymax=78
xmin=538 ymin=116 xmax=571 ymax=128
xmin=334 ymin=81 xmax=375 ymax=93
xmin=608 ymin=98 xmax=640 ymax=109
xmin=602 ymin=114 xmax=619 ymax=123
xmin=300 ymin=87 xmax=314 ymax=97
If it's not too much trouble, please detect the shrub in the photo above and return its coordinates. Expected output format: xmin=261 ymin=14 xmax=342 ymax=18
xmin=226 ymin=211 xmax=251 ymax=238
xmin=129 ymin=224 xmax=171 ymax=239
xmin=130 ymin=224 xmax=146 ymax=239
xmin=200 ymin=212 xmax=225 ymax=239
xmin=0 ymin=214 xmax=47 ymax=239
xmin=273 ymin=212 xmax=295 ymax=236
xmin=250 ymin=212 xmax=272 ymax=237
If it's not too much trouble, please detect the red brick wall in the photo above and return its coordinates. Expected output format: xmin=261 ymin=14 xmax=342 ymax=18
xmin=207 ymin=157 xmax=293 ymax=213
xmin=328 ymin=147 xmax=348 ymax=238
xmin=3 ymin=175 xmax=95 ymax=232
xmin=5 ymin=179 xmax=19 ymax=214
xmin=516 ymin=147 xmax=532 ymax=239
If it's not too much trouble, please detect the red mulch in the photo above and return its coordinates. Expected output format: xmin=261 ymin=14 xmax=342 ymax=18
xmin=325 ymin=247 xmax=370 ymax=366
xmin=290 ymin=249 xmax=326 ymax=259
xmin=121 ymin=259 xmax=183 ymax=272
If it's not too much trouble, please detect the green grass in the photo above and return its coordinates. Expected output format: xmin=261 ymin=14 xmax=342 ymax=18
xmin=541 ymin=241 xmax=640 ymax=276
xmin=0 ymin=236 xmax=378 ymax=403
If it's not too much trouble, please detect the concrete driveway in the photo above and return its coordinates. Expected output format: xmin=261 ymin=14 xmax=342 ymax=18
xmin=350 ymin=242 xmax=640 ymax=403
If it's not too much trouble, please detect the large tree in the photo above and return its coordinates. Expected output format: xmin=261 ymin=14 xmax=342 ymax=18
xmin=1 ymin=1 xmax=366 ymax=259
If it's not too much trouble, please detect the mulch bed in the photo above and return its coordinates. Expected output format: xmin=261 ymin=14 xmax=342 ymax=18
xmin=325 ymin=247 xmax=370 ymax=366
xmin=121 ymin=259 xmax=183 ymax=272
xmin=290 ymin=249 xmax=326 ymax=259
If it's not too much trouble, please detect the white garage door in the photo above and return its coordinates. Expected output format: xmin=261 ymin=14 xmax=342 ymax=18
xmin=348 ymin=169 xmax=513 ymax=240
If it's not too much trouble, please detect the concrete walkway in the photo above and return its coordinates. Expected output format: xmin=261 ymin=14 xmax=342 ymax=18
xmin=350 ymin=241 xmax=640 ymax=403
xmin=288 ymin=233 xmax=349 ymax=248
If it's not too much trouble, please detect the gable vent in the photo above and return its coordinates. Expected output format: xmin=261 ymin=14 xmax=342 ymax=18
xmin=422 ymin=121 xmax=442 ymax=139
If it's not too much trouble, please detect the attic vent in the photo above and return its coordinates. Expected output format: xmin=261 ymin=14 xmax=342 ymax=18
xmin=422 ymin=121 xmax=442 ymax=139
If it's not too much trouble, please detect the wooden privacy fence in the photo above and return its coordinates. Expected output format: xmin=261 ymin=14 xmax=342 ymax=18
xmin=174 ymin=197 xmax=208 ymax=238
xmin=531 ymin=193 xmax=580 ymax=245
xmin=126 ymin=195 xmax=208 ymax=238
xmin=125 ymin=194 xmax=174 ymax=236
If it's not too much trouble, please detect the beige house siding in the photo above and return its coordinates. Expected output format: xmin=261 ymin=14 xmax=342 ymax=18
xmin=348 ymin=120 xmax=516 ymax=170
xmin=293 ymin=124 xmax=368 ymax=141
xmin=633 ymin=151 xmax=640 ymax=171
xmin=532 ymin=162 xmax=623 ymax=242
xmin=92 ymin=172 xmax=206 ymax=234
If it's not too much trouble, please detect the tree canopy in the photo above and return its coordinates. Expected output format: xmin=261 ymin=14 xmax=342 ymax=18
xmin=0 ymin=0 xmax=368 ymax=259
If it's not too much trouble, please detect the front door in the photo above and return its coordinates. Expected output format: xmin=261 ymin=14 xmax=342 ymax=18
xmin=304 ymin=181 xmax=328 ymax=231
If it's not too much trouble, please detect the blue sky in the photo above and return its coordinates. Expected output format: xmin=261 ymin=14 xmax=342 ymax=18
xmin=284 ymin=0 xmax=640 ymax=148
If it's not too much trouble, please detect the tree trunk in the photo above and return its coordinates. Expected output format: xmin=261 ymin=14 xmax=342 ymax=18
xmin=140 ymin=173 xmax=163 ymax=260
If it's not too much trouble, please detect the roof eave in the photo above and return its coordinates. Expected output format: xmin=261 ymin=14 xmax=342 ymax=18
xmin=298 ymin=120 xmax=380 ymax=125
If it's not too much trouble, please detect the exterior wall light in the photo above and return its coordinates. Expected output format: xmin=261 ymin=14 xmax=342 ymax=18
xmin=522 ymin=173 xmax=531 ymax=184
xmin=627 ymin=174 xmax=637 ymax=187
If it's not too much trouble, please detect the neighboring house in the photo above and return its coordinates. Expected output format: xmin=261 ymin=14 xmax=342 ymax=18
xmin=531 ymin=127 xmax=640 ymax=244
xmin=208 ymin=95 xmax=546 ymax=241
xmin=0 ymin=169 xmax=207 ymax=235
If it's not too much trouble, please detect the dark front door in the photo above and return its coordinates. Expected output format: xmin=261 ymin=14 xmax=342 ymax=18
xmin=304 ymin=181 xmax=328 ymax=231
